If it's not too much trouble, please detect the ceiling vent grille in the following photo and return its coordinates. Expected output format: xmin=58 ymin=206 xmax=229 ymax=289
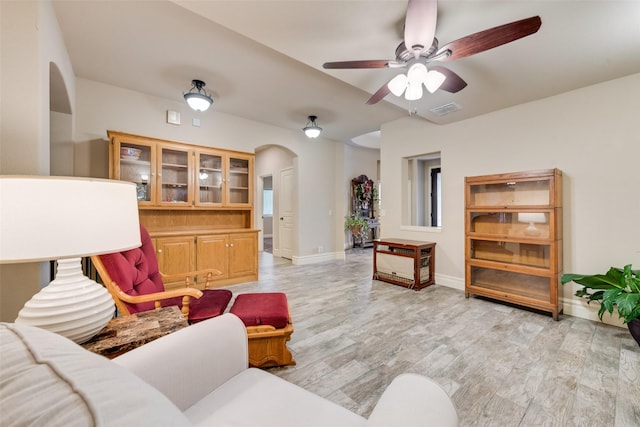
xmin=430 ymin=102 xmax=462 ymax=116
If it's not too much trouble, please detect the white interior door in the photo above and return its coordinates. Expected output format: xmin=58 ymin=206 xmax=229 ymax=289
xmin=278 ymin=167 xmax=294 ymax=259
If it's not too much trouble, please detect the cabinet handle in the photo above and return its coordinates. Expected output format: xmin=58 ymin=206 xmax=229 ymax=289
xmin=229 ymin=243 xmax=234 ymax=248
xmin=157 ymin=249 xmax=163 ymax=253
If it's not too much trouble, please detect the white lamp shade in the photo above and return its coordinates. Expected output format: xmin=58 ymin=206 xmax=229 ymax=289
xmin=407 ymin=63 xmax=428 ymax=86
xmin=0 ymin=176 xmax=141 ymax=343
xmin=405 ymin=80 xmax=423 ymax=101
xmin=425 ymin=69 xmax=446 ymax=93
xmin=388 ymin=73 xmax=408 ymax=97
xmin=517 ymin=212 xmax=547 ymax=224
xmin=0 ymin=176 xmax=141 ymax=263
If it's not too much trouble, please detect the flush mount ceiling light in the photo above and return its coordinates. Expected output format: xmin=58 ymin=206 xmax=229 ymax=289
xmin=184 ymin=79 xmax=213 ymax=112
xmin=387 ymin=63 xmax=446 ymax=101
xmin=302 ymin=115 xmax=322 ymax=138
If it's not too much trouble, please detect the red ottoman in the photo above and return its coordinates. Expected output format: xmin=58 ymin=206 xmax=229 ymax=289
xmin=230 ymin=292 xmax=295 ymax=368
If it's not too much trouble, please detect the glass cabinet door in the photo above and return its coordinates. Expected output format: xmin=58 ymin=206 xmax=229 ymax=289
xmin=468 ymin=211 xmax=552 ymax=239
xmin=196 ymin=152 xmax=223 ymax=205
xmin=117 ymin=141 xmax=154 ymax=205
xmin=470 ymin=239 xmax=550 ymax=269
xmin=227 ymin=156 xmax=251 ymax=205
xmin=158 ymin=146 xmax=191 ymax=206
xmin=468 ymin=178 xmax=552 ymax=208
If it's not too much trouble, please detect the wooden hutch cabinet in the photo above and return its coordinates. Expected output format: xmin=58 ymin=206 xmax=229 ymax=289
xmin=108 ymin=131 xmax=258 ymax=288
xmin=465 ymin=169 xmax=562 ymax=320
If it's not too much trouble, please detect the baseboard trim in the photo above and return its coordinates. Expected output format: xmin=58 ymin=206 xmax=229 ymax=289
xmin=435 ymin=273 xmax=465 ymax=291
xmin=436 ymin=275 xmax=625 ymax=328
xmin=561 ymin=297 xmax=625 ymax=328
xmin=292 ymin=252 xmax=345 ymax=265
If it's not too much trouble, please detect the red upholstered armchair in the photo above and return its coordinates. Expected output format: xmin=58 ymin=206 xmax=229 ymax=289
xmin=91 ymin=224 xmax=232 ymax=323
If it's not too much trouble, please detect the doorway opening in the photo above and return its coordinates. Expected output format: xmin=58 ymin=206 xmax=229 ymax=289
xmin=262 ymin=175 xmax=273 ymax=253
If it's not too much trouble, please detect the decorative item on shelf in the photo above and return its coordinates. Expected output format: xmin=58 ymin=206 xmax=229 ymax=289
xmin=302 ymin=115 xmax=322 ymax=138
xmin=183 ymin=79 xmax=213 ymax=112
xmin=352 ymin=174 xmax=377 ymax=211
xmin=120 ymin=147 xmax=141 ymax=160
xmin=0 ymin=176 xmax=141 ymax=344
xmin=517 ymin=212 xmax=546 ymax=236
xmin=562 ymin=264 xmax=640 ymax=347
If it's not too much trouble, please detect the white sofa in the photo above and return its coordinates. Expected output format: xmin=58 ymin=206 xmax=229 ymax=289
xmin=0 ymin=314 xmax=458 ymax=426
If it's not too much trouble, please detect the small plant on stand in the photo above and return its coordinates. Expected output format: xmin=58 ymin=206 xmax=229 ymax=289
xmin=344 ymin=212 xmax=369 ymax=247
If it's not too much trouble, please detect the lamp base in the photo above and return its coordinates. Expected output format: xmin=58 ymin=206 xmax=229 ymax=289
xmin=524 ymin=222 xmax=541 ymax=236
xmin=15 ymin=258 xmax=114 ymax=344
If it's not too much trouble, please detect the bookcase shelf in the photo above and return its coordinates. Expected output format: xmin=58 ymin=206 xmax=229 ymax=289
xmin=465 ymin=169 xmax=563 ymax=319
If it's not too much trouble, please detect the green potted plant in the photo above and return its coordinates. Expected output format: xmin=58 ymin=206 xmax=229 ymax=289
xmin=562 ymin=264 xmax=640 ymax=346
xmin=344 ymin=213 xmax=369 ymax=239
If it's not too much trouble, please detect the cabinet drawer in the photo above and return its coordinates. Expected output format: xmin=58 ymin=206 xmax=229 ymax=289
xmin=470 ymin=239 xmax=550 ymax=269
xmin=469 ymin=266 xmax=551 ymax=302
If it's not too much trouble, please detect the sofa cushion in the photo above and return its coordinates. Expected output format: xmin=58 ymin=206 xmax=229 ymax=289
xmin=0 ymin=323 xmax=191 ymax=427
xmin=229 ymin=292 xmax=290 ymax=328
xmin=184 ymin=367 xmax=367 ymax=427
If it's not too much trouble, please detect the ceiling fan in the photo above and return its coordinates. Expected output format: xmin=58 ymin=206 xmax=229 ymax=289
xmin=323 ymin=0 xmax=541 ymax=105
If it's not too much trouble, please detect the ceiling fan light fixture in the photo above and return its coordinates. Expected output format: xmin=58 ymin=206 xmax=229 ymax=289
xmin=388 ymin=73 xmax=408 ymax=96
xmin=424 ymin=69 xmax=446 ymax=93
xmin=405 ymin=80 xmax=423 ymax=101
xmin=184 ymin=79 xmax=213 ymax=112
xmin=303 ymin=115 xmax=322 ymax=138
xmin=407 ymin=63 xmax=428 ymax=86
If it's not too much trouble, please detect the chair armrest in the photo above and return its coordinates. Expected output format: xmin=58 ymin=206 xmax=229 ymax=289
xmin=367 ymin=374 xmax=458 ymax=427
xmin=115 ymin=287 xmax=204 ymax=305
xmin=113 ymin=313 xmax=249 ymax=412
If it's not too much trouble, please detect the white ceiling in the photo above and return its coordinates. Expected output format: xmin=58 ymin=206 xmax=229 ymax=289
xmin=52 ymin=1 xmax=640 ymax=147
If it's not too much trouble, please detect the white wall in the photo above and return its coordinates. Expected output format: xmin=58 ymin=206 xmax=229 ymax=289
xmin=380 ymin=73 xmax=640 ymax=325
xmin=0 ymin=0 xmax=76 ymax=321
xmin=73 ymin=78 xmax=344 ymax=262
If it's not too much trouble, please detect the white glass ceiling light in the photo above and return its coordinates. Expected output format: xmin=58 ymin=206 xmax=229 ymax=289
xmin=303 ymin=115 xmax=322 ymax=138
xmin=184 ymin=79 xmax=213 ymax=112
xmin=388 ymin=74 xmax=409 ymax=97
xmin=424 ymin=69 xmax=446 ymax=94
xmin=387 ymin=63 xmax=447 ymax=100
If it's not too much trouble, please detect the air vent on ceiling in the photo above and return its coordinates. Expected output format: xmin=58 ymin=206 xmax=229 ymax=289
xmin=430 ymin=102 xmax=462 ymax=116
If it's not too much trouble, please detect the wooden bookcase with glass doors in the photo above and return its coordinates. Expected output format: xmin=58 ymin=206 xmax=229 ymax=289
xmin=108 ymin=130 xmax=258 ymax=289
xmin=465 ymin=169 xmax=562 ymax=320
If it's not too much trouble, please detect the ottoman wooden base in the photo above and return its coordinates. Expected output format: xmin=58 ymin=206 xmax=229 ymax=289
xmin=230 ymin=292 xmax=296 ymax=368
xmin=246 ymin=322 xmax=295 ymax=368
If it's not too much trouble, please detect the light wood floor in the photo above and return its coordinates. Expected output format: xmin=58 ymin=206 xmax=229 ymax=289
xmin=227 ymin=249 xmax=640 ymax=426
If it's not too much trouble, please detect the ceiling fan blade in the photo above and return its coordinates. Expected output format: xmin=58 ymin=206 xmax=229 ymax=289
xmin=429 ymin=66 xmax=467 ymax=93
xmin=435 ymin=16 xmax=542 ymax=62
xmin=366 ymin=82 xmax=393 ymax=105
xmin=323 ymin=60 xmax=391 ymax=69
xmin=404 ymin=0 xmax=438 ymax=56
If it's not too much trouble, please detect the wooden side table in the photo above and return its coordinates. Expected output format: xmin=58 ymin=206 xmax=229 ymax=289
xmin=373 ymin=238 xmax=436 ymax=290
xmin=82 ymin=306 xmax=188 ymax=358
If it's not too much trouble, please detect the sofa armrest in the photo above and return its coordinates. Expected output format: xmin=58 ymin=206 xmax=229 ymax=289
xmin=367 ymin=374 xmax=458 ymax=427
xmin=113 ymin=313 xmax=248 ymax=411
